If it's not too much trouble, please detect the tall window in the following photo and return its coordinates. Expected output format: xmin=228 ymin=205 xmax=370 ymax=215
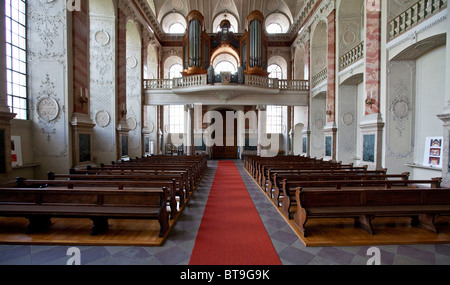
xmin=5 ymin=0 xmax=27 ymax=120
xmin=266 ymin=105 xmax=282 ymax=134
xmin=268 ymin=64 xmax=283 ymax=80
xmin=169 ymin=105 xmax=185 ymax=133
xmin=266 ymin=23 xmax=282 ymax=34
xmin=169 ymin=64 xmax=183 ymax=79
xmin=169 ymin=23 xmax=185 ymax=34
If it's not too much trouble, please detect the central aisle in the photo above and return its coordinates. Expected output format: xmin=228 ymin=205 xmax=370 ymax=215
xmin=189 ymin=161 xmax=282 ymax=265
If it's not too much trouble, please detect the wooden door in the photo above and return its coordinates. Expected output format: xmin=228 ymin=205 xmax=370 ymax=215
xmin=212 ymin=109 xmax=238 ymax=159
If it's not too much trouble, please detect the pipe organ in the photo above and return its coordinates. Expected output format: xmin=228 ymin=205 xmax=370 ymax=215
xmin=182 ymin=10 xmax=268 ymax=78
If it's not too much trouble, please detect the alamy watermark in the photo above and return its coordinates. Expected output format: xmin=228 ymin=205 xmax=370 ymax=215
xmin=66 ymin=247 xmax=81 ymax=265
xmin=171 ymin=104 xmax=280 ymax=157
xmin=366 ymin=247 xmax=381 ymax=265
xmin=67 ymin=0 xmax=81 ymax=12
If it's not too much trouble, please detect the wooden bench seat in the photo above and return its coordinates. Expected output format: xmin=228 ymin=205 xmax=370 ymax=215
xmin=70 ymin=168 xmax=195 ymax=195
xmin=294 ymin=187 xmax=450 ymax=237
xmin=16 ymin=178 xmax=179 ymax=219
xmin=266 ymin=172 xmax=408 ymax=199
xmin=47 ymin=172 xmax=189 ymax=206
xmin=280 ymin=178 xmax=443 ymax=219
xmin=0 ymin=188 xmax=170 ymax=237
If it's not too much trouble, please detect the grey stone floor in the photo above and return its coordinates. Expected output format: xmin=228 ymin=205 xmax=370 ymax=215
xmin=1 ymin=160 xmax=450 ymax=265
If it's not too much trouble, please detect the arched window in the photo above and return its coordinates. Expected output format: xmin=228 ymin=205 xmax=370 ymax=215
xmin=169 ymin=64 xmax=183 ymax=79
xmin=266 ymin=23 xmax=282 ymax=34
xmin=268 ymin=64 xmax=283 ymax=80
xmin=265 ymin=12 xmax=290 ymax=34
xmin=215 ymin=61 xmax=237 ymax=74
xmin=217 ymin=24 xmax=235 ymax=33
xmin=169 ymin=23 xmax=186 ymax=34
xmin=161 ymin=12 xmax=187 ymax=34
xmin=212 ymin=12 xmax=239 ymax=34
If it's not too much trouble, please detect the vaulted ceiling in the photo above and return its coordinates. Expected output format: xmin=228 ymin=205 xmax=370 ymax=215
xmin=149 ymin=0 xmax=305 ymax=32
xmin=134 ymin=0 xmax=312 ymax=45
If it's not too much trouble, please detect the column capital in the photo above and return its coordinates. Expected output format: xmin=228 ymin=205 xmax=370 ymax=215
xmin=257 ymin=105 xmax=267 ymax=111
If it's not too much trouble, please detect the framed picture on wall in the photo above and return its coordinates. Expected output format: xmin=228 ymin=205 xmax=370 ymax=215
xmin=423 ymin=137 xmax=443 ymax=168
xmin=11 ymin=136 xmax=23 ymax=167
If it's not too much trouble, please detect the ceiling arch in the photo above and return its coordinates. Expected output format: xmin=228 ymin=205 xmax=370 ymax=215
xmin=151 ymin=0 xmax=303 ymax=33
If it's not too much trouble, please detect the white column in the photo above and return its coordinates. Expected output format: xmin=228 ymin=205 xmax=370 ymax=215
xmin=257 ymin=105 xmax=267 ymax=156
xmin=185 ymin=104 xmax=194 ymax=155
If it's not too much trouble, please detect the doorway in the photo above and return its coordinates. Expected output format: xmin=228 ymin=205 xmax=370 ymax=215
xmin=211 ymin=109 xmax=238 ymax=159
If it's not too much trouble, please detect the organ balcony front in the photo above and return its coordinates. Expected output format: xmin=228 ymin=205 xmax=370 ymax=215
xmin=145 ymin=10 xmax=309 ymax=106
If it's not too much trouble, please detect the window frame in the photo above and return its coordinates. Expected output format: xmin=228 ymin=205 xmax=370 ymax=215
xmin=169 ymin=64 xmax=183 ymax=79
xmin=169 ymin=105 xmax=185 ymax=134
xmin=214 ymin=60 xmax=237 ymax=74
xmin=266 ymin=23 xmax=283 ymax=34
xmin=266 ymin=105 xmax=283 ymax=134
xmin=169 ymin=22 xmax=186 ymax=34
xmin=5 ymin=0 xmax=28 ymax=120
xmin=267 ymin=64 xmax=283 ymax=80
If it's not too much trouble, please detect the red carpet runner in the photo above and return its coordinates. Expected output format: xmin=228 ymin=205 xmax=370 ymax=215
xmin=189 ymin=161 xmax=282 ymax=265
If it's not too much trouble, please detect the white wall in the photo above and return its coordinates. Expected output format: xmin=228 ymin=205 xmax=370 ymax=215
xmin=413 ymin=45 xmax=447 ymax=179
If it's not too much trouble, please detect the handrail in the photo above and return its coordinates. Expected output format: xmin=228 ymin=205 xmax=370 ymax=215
xmin=144 ymin=75 xmax=310 ymax=92
xmin=311 ymin=68 xmax=327 ymax=88
xmin=340 ymin=41 xmax=364 ymax=71
xmin=388 ymin=0 xmax=447 ymax=41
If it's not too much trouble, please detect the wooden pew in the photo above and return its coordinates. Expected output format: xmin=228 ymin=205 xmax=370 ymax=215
xmin=280 ymin=178 xmax=443 ymax=219
xmin=47 ymin=172 xmax=188 ymax=207
xmin=70 ymin=168 xmax=194 ymax=197
xmin=266 ymin=169 xmax=391 ymax=196
xmin=0 ymin=187 xmax=170 ymax=237
xmin=16 ymin=178 xmax=179 ymax=219
xmin=93 ymin=164 xmax=200 ymax=190
xmin=268 ymin=172 xmax=409 ymax=201
xmin=293 ymin=187 xmax=450 ymax=237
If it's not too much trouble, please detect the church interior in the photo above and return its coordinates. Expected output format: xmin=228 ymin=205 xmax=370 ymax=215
xmin=1 ymin=0 xmax=450 ymax=266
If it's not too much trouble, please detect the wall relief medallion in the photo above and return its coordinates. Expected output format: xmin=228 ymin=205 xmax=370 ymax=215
xmin=37 ymin=96 xmax=60 ymax=122
xmin=148 ymin=122 xmax=155 ymax=133
xmin=172 ymin=0 xmax=184 ymax=10
xmin=94 ymin=30 xmax=110 ymax=46
xmin=342 ymin=112 xmax=354 ymax=126
xmin=127 ymin=117 xmax=137 ymax=131
xmin=391 ymin=99 xmax=410 ymax=120
xmin=315 ymin=119 xmax=324 ymax=130
xmin=389 ymin=81 xmax=411 ymax=137
xmin=95 ymin=110 xmax=111 ymax=128
xmin=126 ymin=56 xmax=138 ymax=69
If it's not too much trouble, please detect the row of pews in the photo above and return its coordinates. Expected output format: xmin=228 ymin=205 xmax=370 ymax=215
xmin=0 ymin=155 xmax=208 ymax=238
xmin=244 ymin=155 xmax=450 ymax=237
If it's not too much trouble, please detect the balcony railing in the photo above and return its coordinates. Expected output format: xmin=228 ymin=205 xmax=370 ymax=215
xmin=144 ymin=74 xmax=309 ymax=92
xmin=143 ymin=79 xmax=173 ymax=90
xmin=388 ymin=0 xmax=447 ymax=41
xmin=311 ymin=68 xmax=328 ymax=88
xmin=340 ymin=41 xmax=364 ymax=71
xmin=279 ymin=79 xmax=310 ymax=91
xmin=173 ymin=74 xmax=207 ymax=88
